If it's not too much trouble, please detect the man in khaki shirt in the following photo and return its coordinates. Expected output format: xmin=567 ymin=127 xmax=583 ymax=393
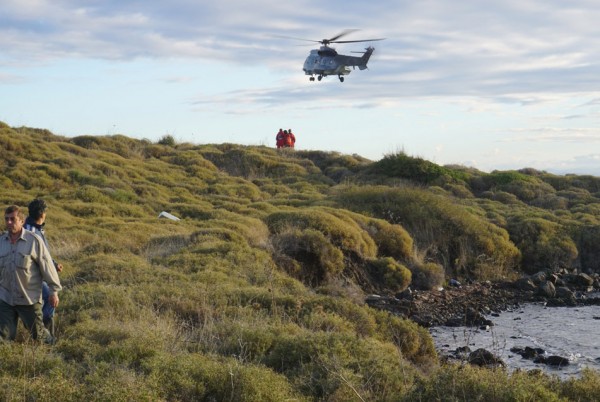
xmin=0 ymin=205 xmax=61 ymax=343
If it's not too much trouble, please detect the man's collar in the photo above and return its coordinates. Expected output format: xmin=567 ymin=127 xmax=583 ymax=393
xmin=8 ymin=229 xmax=24 ymax=244
xmin=25 ymin=216 xmax=45 ymax=229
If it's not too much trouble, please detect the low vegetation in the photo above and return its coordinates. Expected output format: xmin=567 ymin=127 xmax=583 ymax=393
xmin=1 ymin=121 xmax=599 ymax=401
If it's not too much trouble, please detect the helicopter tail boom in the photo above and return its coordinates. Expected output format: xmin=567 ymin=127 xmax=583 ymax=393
xmin=358 ymin=47 xmax=375 ymax=70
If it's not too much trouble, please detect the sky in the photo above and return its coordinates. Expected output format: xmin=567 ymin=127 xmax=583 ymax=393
xmin=2 ymin=1 xmax=600 ymax=175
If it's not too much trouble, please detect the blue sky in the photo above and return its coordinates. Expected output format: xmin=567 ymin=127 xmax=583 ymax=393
xmin=2 ymin=0 xmax=600 ymax=175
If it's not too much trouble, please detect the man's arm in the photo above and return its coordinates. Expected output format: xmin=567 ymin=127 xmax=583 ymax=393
xmin=53 ymin=260 xmax=63 ymax=273
xmin=36 ymin=237 xmax=62 ymax=295
xmin=48 ymin=293 xmax=59 ymax=307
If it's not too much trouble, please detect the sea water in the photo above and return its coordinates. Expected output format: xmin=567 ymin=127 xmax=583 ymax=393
xmin=429 ymin=301 xmax=600 ymax=378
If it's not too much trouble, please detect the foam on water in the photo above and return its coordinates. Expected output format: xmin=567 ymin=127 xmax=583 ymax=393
xmin=430 ymin=302 xmax=600 ymax=378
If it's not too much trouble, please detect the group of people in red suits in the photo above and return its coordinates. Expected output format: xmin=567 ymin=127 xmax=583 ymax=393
xmin=275 ymin=128 xmax=296 ymax=149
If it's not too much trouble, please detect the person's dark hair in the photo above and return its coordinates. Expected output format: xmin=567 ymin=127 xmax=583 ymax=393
xmin=5 ymin=205 xmax=25 ymax=221
xmin=28 ymin=198 xmax=48 ymax=220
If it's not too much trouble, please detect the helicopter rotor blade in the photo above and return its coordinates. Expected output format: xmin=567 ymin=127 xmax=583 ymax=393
xmin=273 ymin=31 xmax=385 ymax=46
xmin=271 ymin=34 xmax=321 ymax=43
xmin=330 ymin=38 xmax=385 ymax=44
xmin=326 ymin=29 xmax=360 ymax=43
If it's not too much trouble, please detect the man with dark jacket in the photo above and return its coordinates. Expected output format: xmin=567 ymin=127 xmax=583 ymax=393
xmin=24 ymin=199 xmax=63 ymax=336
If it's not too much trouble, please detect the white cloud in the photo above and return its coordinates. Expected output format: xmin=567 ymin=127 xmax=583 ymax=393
xmin=3 ymin=0 xmax=600 ymax=175
xmin=502 ymin=128 xmax=600 ymax=143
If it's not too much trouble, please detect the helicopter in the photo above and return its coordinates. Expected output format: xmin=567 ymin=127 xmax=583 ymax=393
xmin=281 ymin=30 xmax=385 ymax=82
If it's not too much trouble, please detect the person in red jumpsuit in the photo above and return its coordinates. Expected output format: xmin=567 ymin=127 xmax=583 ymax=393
xmin=287 ymin=129 xmax=296 ymax=148
xmin=275 ymin=128 xmax=285 ymax=148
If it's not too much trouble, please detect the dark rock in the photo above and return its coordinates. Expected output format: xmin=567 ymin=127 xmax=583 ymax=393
xmin=530 ymin=271 xmax=547 ymax=284
xmin=555 ymin=286 xmax=574 ymax=299
xmin=365 ymin=294 xmax=382 ymax=302
xmin=546 ymin=298 xmax=566 ymax=307
xmin=444 ymin=317 xmax=464 ymax=327
xmin=510 ymin=346 xmax=545 ymax=359
xmin=412 ymin=315 xmax=434 ymax=328
xmin=546 ymin=355 xmax=570 ymax=367
xmin=396 ymin=288 xmax=413 ymax=300
xmin=449 ymin=279 xmax=462 ymax=287
xmin=465 ymin=308 xmax=483 ymax=325
xmin=468 ymin=348 xmax=505 ymax=367
xmin=454 ymin=346 xmax=471 ymax=358
xmin=523 ymin=347 xmax=545 ymax=359
xmin=565 ymin=273 xmax=594 ymax=287
xmin=537 ymin=281 xmax=556 ymax=298
xmin=515 ymin=277 xmax=536 ymax=291
xmin=575 ymin=273 xmax=594 ymax=287
xmin=534 ymin=355 xmax=570 ymax=367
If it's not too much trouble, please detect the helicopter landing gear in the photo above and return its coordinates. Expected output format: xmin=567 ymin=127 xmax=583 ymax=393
xmin=338 ymin=76 xmax=344 ymax=82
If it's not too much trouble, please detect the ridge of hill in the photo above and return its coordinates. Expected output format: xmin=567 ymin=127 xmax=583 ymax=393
xmin=1 ymin=121 xmax=598 ymax=400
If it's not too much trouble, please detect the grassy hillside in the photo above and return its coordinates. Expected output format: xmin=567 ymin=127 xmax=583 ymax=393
xmin=0 ymin=121 xmax=598 ymax=401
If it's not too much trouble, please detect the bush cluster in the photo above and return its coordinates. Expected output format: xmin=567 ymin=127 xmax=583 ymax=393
xmin=0 ymin=123 xmax=598 ymax=400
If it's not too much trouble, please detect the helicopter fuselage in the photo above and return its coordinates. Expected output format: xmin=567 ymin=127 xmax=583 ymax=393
xmin=303 ymin=46 xmax=374 ymax=82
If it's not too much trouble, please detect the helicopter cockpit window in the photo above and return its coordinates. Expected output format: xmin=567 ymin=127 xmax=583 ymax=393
xmin=317 ymin=49 xmax=337 ymax=57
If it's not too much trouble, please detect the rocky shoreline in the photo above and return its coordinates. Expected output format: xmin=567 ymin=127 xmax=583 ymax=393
xmin=366 ymin=270 xmax=600 ymax=328
xmin=366 ymin=270 xmax=600 ymax=368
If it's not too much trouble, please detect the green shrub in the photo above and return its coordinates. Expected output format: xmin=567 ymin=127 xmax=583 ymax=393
xmin=409 ymin=261 xmax=445 ymax=290
xmin=497 ymin=176 xmax=557 ymax=202
xmin=578 ymin=225 xmax=600 ymax=273
xmin=272 ymin=228 xmax=344 ymax=286
xmin=372 ymin=310 xmax=437 ymax=364
xmin=334 ymin=186 xmax=521 ymax=280
xmin=507 ymin=216 xmax=578 ymax=273
xmin=368 ymin=220 xmax=414 ymax=261
xmin=370 ymin=151 xmax=468 ymax=184
xmin=405 ymin=363 xmax=563 ymax=401
xmin=263 ymin=330 xmax=421 ymax=400
xmin=62 ymin=202 xmax=112 ymax=217
xmin=71 ymin=135 xmax=102 ymax=149
xmin=301 ymin=310 xmax=355 ymax=333
xmin=299 ymin=297 xmax=378 ymax=337
xmin=368 ymin=257 xmax=412 ymax=292
xmin=558 ymin=368 xmax=600 ymax=401
xmin=481 ymin=190 xmax=523 ymax=205
xmin=157 ymin=134 xmax=176 ymax=146
xmin=265 ymin=208 xmax=377 ymax=260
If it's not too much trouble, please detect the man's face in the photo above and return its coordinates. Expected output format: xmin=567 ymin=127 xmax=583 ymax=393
xmin=5 ymin=211 xmax=24 ymax=235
